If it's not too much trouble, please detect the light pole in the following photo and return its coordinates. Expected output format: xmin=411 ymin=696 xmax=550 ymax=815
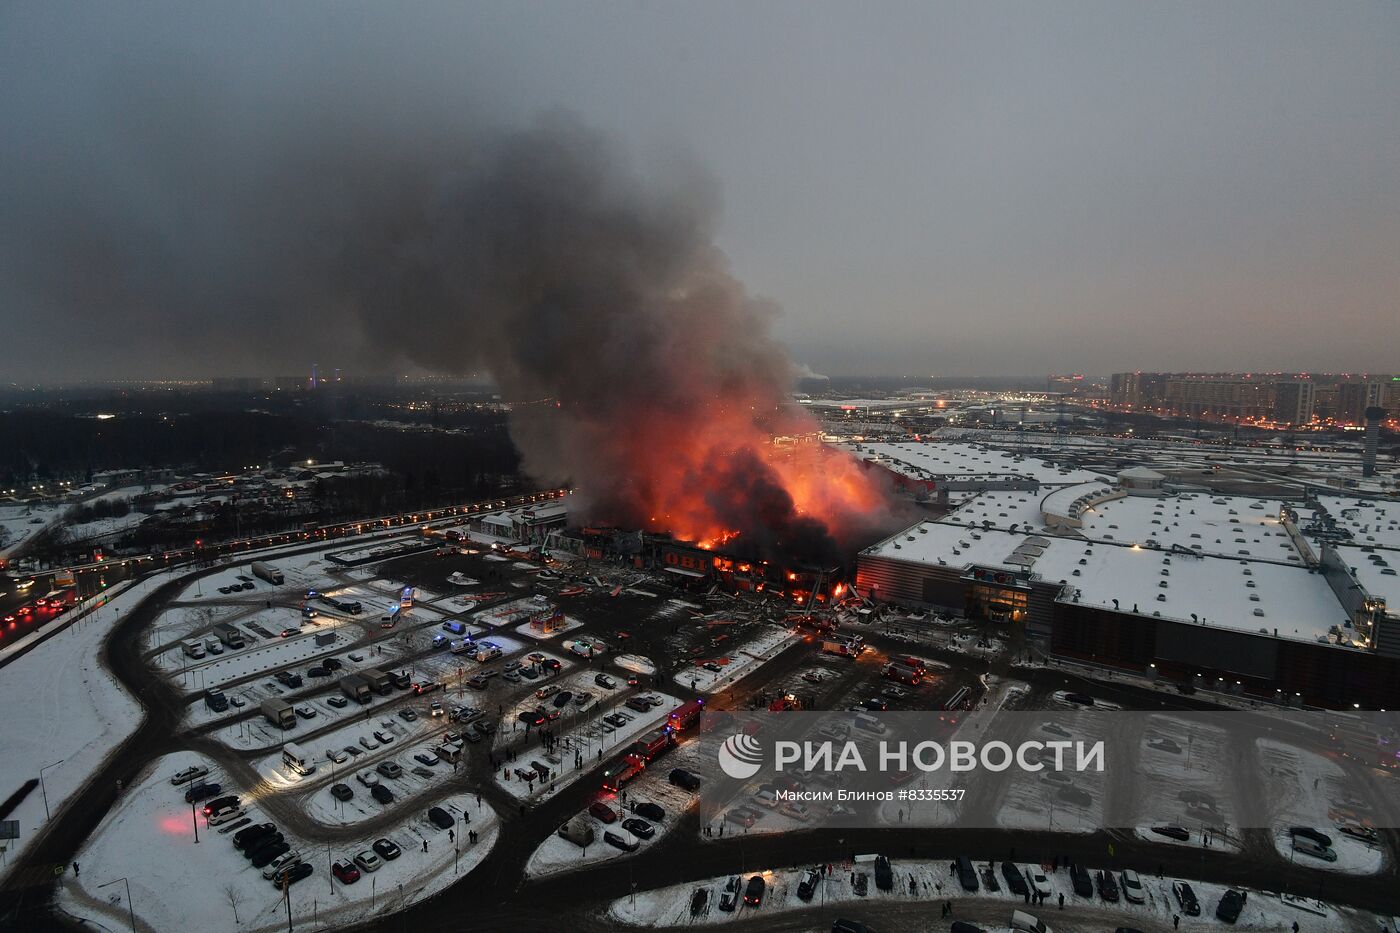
xmin=38 ymin=760 xmax=64 ymax=820
xmin=97 ymin=877 xmax=136 ymax=933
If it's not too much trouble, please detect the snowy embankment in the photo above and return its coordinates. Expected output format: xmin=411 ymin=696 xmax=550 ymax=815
xmin=0 ymin=572 xmax=171 ymax=876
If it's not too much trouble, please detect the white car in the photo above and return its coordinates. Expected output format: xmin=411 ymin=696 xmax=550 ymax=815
xmin=207 ymin=808 xmax=244 ymax=827
xmin=326 ymin=749 xmax=349 ymax=764
xmin=353 ymin=850 xmax=382 ymax=873
xmin=1120 ymin=869 xmax=1145 ymax=904
xmin=262 ymin=851 xmax=301 ymax=880
xmin=1029 ymin=869 xmax=1053 ymax=898
xmin=169 ymin=766 xmax=209 ymax=786
xmin=753 ymin=789 xmax=779 ymax=809
xmin=373 ymin=730 xmax=395 ymax=744
xmin=359 ymin=736 xmax=380 ymax=750
xmin=357 ymin=771 xmax=380 ymax=787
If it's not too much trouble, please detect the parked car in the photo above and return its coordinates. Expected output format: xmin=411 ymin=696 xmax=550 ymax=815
xmin=1216 ymin=889 xmax=1244 ymax=923
xmin=1001 ymin=861 xmax=1028 ymax=896
xmin=634 ymin=801 xmax=665 ymax=822
xmin=261 ymin=851 xmax=302 ymax=881
xmin=295 ymin=706 xmax=316 ymax=720
xmin=358 ymin=736 xmax=379 ymax=751
xmin=427 ymin=806 xmax=454 ymax=830
xmin=356 ymin=771 xmax=379 ymax=787
xmin=331 ymin=783 xmax=353 ymax=801
xmin=372 ymin=730 xmax=394 ymax=744
xmin=603 ymin=829 xmax=639 ymax=852
xmin=797 ymin=869 xmax=821 ymax=901
xmin=376 ymin=761 xmax=403 ymax=779
xmin=243 ymin=834 xmax=285 ymax=861
xmin=1096 ymin=869 xmax=1120 ymax=902
xmin=327 ymin=696 xmax=349 ymax=709
xmin=373 ymin=837 xmax=402 ymax=860
xmin=170 ymin=766 xmax=209 ymax=786
xmin=202 ymin=794 xmax=239 ymax=815
xmin=743 ymin=874 xmax=766 ymax=906
xmin=594 ymin=673 xmax=616 ymax=689
xmin=588 ymin=801 xmax=618 ymax=823
xmin=1172 ymin=880 xmax=1201 ymax=916
xmin=370 ymin=784 xmax=394 ymax=804
xmin=621 ymin=817 xmax=654 ymax=839
xmin=397 ymin=708 xmax=417 ymax=722
xmin=552 ymin=691 xmax=573 ymax=708
xmin=1070 ymin=863 xmax=1093 ymax=897
xmin=353 ymin=850 xmax=382 ymax=873
xmin=717 ymin=876 xmax=741 ymax=912
xmin=184 ymin=782 xmax=222 ymax=804
xmin=326 ymin=748 xmax=349 ymax=764
xmin=1120 ymin=869 xmax=1145 ymax=904
xmin=413 ymin=752 xmax=439 ymax=767
xmin=669 ymin=768 xmax=702 ymax=791
xmin=1151 ymin=825 xmax=1190 ymax=841
xmin=332 ymin=859 xmax=361 ymax=884
xmin=274 ymin=862 xmax=313 ymax=889
xmin=208 ymin=808 xmax=244 ymax=826
xmin=233 ymin=823 xmax=276 ymax=850
xmin=250 ymin=841 xmax=289 ymax=868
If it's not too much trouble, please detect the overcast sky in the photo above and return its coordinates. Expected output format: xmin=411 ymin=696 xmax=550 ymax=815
xmin=1 ymin=2 xmax=1396 ymax=381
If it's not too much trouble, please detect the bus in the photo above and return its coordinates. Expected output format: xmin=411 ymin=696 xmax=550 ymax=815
xmin=282 ymin=742 xmax=317 ymax=776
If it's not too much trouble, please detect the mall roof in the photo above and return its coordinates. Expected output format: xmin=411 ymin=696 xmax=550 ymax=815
xmin=863 ymin=521 xmax=1349 ymax=645
xmin=841 ymin=440 xmax=1109 ymax=485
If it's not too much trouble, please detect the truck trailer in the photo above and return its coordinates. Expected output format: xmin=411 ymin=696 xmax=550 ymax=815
xmin=339 ymin=673 xmax=371 ymax=704
xmin=213 ymin=622 xmax=245 ymax=649
xmin=260 ymin=698 xmax=296 ymax=729
xmin=251 ymin=561 xmax=284 ymax=585
xmin=360 ymin=667 xmax=393 ymax=695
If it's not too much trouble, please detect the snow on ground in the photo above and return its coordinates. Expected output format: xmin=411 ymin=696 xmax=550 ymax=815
xmin=156 ymin=618 xmax=359 ymax=693
xmin=607 ymin=857 xmax=1385 ymax=930
xmin=512 ymin=614 xmax=585 ymax=640
xmin=1257 ymin=737 xmax=1388 ymax=876
xmin=0 ymin=572 xmax=172 ymax=874
xmin=675 ymin=625 xmax=801 ymax=694
xmin=58 ymin=752 xmax=499 ymax=933
xmin=495 ymin=691 xmax=682 ymax=803
xmin=0 ymin=502 xmax=63 ymax=557
xmin=526 ymin=747 xmax=701 ymax=878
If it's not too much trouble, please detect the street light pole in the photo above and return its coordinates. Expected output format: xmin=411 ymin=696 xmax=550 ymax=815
xmin=38 ymin=760 xmax=64 ymax=821
xmin=97 ymin=877 xmax=136 ymax=933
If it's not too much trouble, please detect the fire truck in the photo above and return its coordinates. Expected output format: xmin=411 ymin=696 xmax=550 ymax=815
xmin=821 ymin=635 xmax=865 ymax=658
xmin=601 ymin=755 xmax=644 ymax=793
xmin=624 ymin=729 xmax=674 ymax=767
xmin=668 ymin=698 xmax=705 ymax=732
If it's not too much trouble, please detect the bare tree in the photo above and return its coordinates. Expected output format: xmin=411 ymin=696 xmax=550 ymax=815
xmin=225 ymin=883 xmax=240 ymax=924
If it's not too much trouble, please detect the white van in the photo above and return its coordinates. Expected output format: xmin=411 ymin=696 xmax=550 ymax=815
xmin=205 ymin=638 xmax=223 ymax=655
xmin=1010 ymin=910 xmax=1052 ymax=933
xmin=183 ymin=640 xmax=206 ymax=659
xmin=1292 ymin=836 xmax=1338 ymax=861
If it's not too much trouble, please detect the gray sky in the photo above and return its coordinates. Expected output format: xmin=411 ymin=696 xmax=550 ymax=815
xmin=1 ymin=1 xmax=1396 ymax=381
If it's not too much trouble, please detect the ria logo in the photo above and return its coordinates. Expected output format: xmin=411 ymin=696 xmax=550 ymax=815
xmin=717 ymin=733 xmax=764 ymax=780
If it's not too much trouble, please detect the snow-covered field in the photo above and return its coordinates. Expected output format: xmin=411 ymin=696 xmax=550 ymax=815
xmin=675 ymin=625 xmax=801 ymax=694
xmin=0 ymin=572 xmax=171 ymax=872
xmin=59 ymin=752 xmax=500 ymax=933
xmin=608 ymin=858 xmax=1385 ymax=930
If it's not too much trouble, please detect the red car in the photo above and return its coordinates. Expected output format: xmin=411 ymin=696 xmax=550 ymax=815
xmin=588 ymin=802 xmax=618 ymax=824
xmin=332 ymin=859 xmax=361 ymax=884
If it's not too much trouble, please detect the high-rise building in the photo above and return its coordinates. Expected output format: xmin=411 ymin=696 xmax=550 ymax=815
xmin=1272 ymin=380 xmax=1316 ymax=425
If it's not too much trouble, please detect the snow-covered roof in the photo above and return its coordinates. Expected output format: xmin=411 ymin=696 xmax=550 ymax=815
xmin=839 ymin=440 xmax=1109 ymax=485
xmin=863 ymin=521 xmax=1349 ymax=644
xmin=1336 ymin=545 xmax=1400 ymax=611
